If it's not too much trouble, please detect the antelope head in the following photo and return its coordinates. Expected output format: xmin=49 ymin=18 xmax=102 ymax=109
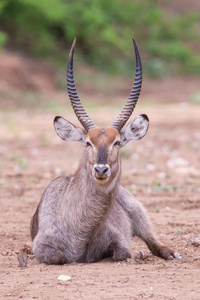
xmin=54 ymin=38 xmax=149 ymax=185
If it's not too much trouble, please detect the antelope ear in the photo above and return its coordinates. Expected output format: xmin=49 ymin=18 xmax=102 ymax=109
xmin=120 ymin=114 xmax=149 ymax=146
xmin=54 ymin=116 xmax=86 ymax=143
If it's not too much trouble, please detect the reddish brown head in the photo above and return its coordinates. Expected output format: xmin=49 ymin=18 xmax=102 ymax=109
xmin=54 ymin=38 xmax=149 ymax=184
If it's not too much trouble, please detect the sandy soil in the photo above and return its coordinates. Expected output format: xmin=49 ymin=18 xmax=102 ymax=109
xmin=0 ymin=54 xmax=200 ymax=299
xmin=0 ymin=101 xmax=200 ymax=300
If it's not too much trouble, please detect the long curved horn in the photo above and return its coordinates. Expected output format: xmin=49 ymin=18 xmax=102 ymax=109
xmin=67 ymin=38 xmax=96 ymax=132
xmin=110 ymin=37 xmax=142 ymax=132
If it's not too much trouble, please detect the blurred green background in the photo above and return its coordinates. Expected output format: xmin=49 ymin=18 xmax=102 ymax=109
xmin=0 ymin=0 xmax=200 ymax=78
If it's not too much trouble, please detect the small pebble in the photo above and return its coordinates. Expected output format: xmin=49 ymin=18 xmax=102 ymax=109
xmin=191 ymin=236 xmax=200 ymax=247
xmin=57 ymin=275 xmax=71 ymax=281
xmin=174 ymin=253 xmax=182 ymax=259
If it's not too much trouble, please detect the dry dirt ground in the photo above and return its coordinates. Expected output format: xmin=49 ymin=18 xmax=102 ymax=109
xmin=0 ymin=55 xmax=200 ymax=299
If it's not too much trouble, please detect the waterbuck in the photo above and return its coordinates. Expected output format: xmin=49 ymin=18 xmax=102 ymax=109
xmin=31 ymin=38 xmax=175 ymax=264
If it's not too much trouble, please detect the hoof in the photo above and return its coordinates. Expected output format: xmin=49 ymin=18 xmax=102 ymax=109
xmin=113 ymin=248 xmax=131 ymax=262
xmin=132 ymin=250 xmax=144 ymax=260
xmin=158 ymin=245 xmax=176 ymax=260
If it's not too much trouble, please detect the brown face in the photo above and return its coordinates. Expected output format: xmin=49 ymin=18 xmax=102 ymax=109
xmin=54 ymin=115 xmax=149 ymax=185
xmin=86 ymin=127 xmax=121 ymax=184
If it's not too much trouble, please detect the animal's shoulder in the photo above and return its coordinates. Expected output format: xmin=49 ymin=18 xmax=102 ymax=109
xmin=47 ymin=176 xmax=70 ymax=190
xmin=41 ymin=176 xmax=71 ymax=204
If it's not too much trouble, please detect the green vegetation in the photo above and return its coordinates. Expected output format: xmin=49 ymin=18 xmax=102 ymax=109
xmin=11 ymin=155 xmax=29 ymax=169
xmin=0 ymin=30 xmax=8 ymax=49
xmin=152 ymin=181 xmax=184 ymax=192
xmin=153 ymin=206 xmax=160 ymax=213
xmin=0 ymin=0 xmax=200 ymax=76
xmin=191 ymin=91 xmax=200 ymax=104
xmin=174 ymin=230 xmax=186 ymax=235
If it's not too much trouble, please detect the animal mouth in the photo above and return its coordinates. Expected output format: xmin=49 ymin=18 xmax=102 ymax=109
xmin=94 ymin=175 xmax=110 ymax=184
xmin=95 ymin=176 xmax=107 ymax=181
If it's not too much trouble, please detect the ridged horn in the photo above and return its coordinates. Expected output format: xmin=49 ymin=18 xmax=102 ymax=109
xmin=67 ymin=38 xmax=96 ymax=132
xmin=110 ymin=37 xmax=142 ymax=132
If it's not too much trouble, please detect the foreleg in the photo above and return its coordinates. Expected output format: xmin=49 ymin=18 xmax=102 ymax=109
xmin=118 ymin=186 xmax=175 ymax=260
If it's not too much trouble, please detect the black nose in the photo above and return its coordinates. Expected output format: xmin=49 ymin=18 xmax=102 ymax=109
xmin=94 ymin=165 xmax=109 ymax=177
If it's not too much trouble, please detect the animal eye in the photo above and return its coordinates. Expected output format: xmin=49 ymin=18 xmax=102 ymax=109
xmin=114 ymin=141 xmax=120 ymax=147
xmin=86 ymin=141 xmax=92 ymax=147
